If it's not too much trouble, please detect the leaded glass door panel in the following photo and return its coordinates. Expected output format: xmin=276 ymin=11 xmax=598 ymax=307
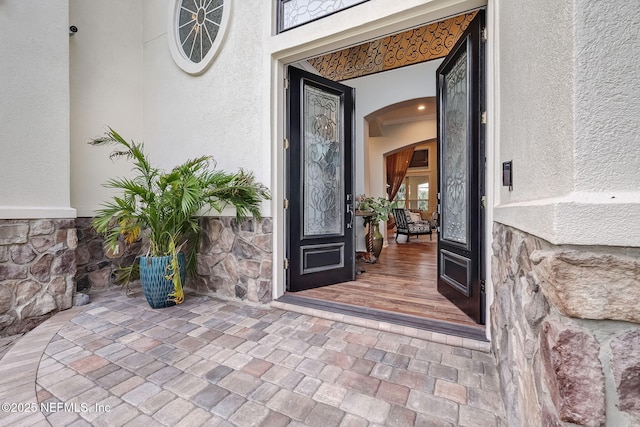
xmin=436 ymin=10 xmax=486 ymax=324
xmin=287 ymin=67 xmax=355 ymax=291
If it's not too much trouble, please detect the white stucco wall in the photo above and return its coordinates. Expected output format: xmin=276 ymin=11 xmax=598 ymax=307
xmin=574 ymin=1 xmax=640 ymax=193
xmin=0 ymin=0 xmax=74 ymax=219
xmin=70 ymin=0 xmax=144 ymax=217
xmin=70 ymin=0 xmax=271 ymax=217
xmin=494 ymin=0 xmax=640 ymax=247
xmin=142 ymin=0 xmax=271 ymax=218
xmin=497 ymin=0 xmax=574 ymax=203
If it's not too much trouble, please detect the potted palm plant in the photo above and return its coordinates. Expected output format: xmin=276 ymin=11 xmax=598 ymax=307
xmin=90 ymin=128 xmax=270 ymax=308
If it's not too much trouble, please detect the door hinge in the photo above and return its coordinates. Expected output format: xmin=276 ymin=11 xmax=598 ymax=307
xmin=481 ymin=195 xmax=487 ymax=208
xmin=284 ymin=258 xmax=289 ymax=269
xmin=284 ymin=138 xmax=289 ymax=149
xmin=283 ymin=198 xmax=289 ymax=209
xmin=481 ymin=111 xmax=487 ymax=124
xmin=481 ymin=280 xmax=486 ymax=292
xmin=284 ymin=78 xmax=289 ymax=90
xmin=481 ymin=27 xmax=487 ymax=42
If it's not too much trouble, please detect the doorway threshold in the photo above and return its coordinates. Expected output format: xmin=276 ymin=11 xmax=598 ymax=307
xmin=273 ymin=294 xmax=489 ymax=352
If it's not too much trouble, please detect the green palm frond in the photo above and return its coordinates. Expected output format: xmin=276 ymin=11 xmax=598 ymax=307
xmin=89 ymin=128 xmax=272 ymax=292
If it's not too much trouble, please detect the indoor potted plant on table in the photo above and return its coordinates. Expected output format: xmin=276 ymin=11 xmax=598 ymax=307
xmin=90 ymin=128 xmax=270 ymax=308
xmin=356 ymin=195 xmax=394 ymax=259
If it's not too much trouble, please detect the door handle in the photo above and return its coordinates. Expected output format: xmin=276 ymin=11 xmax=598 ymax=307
xmin=346 ymin=204 xmax=354 ymax=229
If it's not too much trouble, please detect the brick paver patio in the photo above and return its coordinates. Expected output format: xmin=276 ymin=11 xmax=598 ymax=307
xmin=0 ymin=287 xmax=505 ymax=426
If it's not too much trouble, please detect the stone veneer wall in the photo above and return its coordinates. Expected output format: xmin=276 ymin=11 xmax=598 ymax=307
xmin=74 ymin=216 xmax=273 ymax=304
xmin=0 ymin=219 xmax=76 ymax=336
xmin=194 ymin=217 xmax=272 ymax=304
xmin=491 ymin=223 xmax=640 ymax=426
xmin=75 ymin=218 xmax=142 ymax=293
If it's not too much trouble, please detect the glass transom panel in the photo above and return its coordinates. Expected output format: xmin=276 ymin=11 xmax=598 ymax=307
xmin=303 ymin=84 xmax=343 ymax=236
xmin=280 ymin=0 xmax=369 ymax=32
xmin=442 ymin=49 xmax=469 ymax=245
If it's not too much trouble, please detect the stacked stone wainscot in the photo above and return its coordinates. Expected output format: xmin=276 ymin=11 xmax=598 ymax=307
xmin=491 ymin=223 xmax=640 ymax=426
xmin=75 ymin=217 xmax=142 ymax=293
xmin=0 ymin=219 xmax=76 ymax=336
xmin=194 ymin=217 xmax=272 ymax=304
xmin=75 ymin=216 xmax=273 ymax=304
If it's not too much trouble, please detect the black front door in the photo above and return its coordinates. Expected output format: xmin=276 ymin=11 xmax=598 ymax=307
xmin=436 ymin=10 xmax=486 ymax=324
xmin=286 ymin=66 xmax=355 ymax=291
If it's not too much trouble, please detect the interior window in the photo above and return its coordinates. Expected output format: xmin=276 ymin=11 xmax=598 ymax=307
xmin=396 ymin=176 xmax=429 ymax=211
xmin=418 ymin=182 xmax=429 ymax=211
xmin=393 ymin=183 xmax=406 ymax=208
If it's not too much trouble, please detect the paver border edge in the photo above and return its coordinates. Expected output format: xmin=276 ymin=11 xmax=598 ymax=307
xmin=0 ymin=307 xmax=84 ymax=426
xmin=270 ymin=300 xmax=491 ymax=352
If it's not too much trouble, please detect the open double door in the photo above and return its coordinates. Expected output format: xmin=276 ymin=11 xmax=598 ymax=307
xmin=285 ymin=11 xmax=486 ymax=324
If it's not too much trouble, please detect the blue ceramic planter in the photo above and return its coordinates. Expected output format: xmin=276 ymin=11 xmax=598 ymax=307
xmin=139 ymin=253 xmax=186 ymax=309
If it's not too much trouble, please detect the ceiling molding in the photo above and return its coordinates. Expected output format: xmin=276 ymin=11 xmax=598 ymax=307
xmin=365 ymin=97 xmax=437 ymax=137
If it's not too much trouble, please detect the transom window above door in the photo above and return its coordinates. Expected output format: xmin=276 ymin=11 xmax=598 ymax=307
xmin=277 ymin=0 xmax=369 ymax=33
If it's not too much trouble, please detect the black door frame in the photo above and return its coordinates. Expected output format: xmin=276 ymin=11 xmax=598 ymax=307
xmin=277 ymin=7 xmax=490 ymax=336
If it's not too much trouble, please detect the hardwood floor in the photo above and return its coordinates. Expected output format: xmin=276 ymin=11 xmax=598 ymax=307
xmin=286 ymin=232 xmax=485 ymax=336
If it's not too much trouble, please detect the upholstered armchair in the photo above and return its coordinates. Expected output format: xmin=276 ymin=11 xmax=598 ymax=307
xmin=392 ymin=208 xmax=433 ymax=241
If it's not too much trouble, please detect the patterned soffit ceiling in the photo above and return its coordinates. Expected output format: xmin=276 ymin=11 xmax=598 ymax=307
xmin=308 ymin=11 xmax=477 ymax=82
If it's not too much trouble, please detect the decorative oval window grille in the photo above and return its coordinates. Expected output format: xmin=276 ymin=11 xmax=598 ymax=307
xmin=168 ymin=0 xmax=230 ymax=75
